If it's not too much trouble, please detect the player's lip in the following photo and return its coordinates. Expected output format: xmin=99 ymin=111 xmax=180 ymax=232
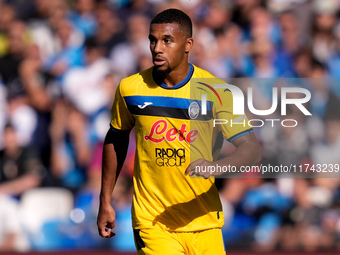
xmin=153 ymin=57 xmax=166 ymax=66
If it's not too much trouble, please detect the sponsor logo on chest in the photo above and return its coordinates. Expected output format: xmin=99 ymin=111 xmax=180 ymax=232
xmin=144 ymin=120 xmax=198 ymax=143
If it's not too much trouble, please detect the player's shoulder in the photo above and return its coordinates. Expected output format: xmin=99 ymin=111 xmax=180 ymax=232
xmin=120 ymin=66 xmax=153 ymax=87
xmin=192 ymin=64 xmax=226 ymax=85
xmin=119 ymin=67 xmax=153 ymax=94
xmin=192 ymin=65 xmax=218 ymax=79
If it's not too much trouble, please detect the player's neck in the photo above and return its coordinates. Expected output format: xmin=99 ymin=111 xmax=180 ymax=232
xmin=155 ymin=62 xmax=191 ymax=88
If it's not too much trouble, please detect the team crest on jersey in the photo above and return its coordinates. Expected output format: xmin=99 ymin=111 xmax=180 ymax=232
xmin=188 ymin=101 xmax=200 ymax=119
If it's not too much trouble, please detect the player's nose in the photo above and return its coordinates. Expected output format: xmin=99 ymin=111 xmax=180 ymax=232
xmin=153 ymin=41 xmax=163 ymax=54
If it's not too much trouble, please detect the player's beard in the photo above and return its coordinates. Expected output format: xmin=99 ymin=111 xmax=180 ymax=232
xmin=154 ymin=61 xmax=171 ymax=76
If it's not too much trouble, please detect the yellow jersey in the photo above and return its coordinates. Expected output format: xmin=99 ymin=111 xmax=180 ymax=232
xmin=110 ymin=64 xmax=252 ymax=232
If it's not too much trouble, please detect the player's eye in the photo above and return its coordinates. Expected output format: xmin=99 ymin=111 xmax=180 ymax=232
xmin=164 ymin=39 xmax=171 ymax=43
xmin=148 ymin=36 xmax=156 ymax=44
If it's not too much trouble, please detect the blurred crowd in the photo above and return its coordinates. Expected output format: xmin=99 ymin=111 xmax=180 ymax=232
xmin=0 ymin=0 xmax=340 ymax=252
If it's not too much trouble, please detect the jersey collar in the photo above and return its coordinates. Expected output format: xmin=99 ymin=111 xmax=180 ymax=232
xmin=153 ymin=64 xmax=194 ymax=89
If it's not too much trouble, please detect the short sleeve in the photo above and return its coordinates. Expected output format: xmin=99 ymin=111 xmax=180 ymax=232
xmin=110 ymin=84 xmax=135 ymax=131
xmin=214 ymin=88 xmax=253 ymax=142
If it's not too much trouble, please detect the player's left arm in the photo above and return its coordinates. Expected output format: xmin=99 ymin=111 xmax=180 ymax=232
xmin=185 ymin=132 xmax=262 ymax=178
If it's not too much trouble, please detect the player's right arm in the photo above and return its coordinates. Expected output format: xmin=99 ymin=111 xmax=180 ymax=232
xmin=97 ymin=81 xmax=134 ymax=237
xmin=97 ymin=128 xmax=130 ymax=238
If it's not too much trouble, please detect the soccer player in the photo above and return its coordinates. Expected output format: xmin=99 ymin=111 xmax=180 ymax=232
xmin=97 ymin=8 xmax=261 ymax=254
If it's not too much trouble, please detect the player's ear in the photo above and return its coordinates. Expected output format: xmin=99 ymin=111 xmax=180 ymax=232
xmin=185 ymin=38 xmax=193 ymax=53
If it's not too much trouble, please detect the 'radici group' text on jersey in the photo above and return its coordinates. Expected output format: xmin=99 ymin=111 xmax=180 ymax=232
xmin=110 ymin=64 xmax=253 ymax=232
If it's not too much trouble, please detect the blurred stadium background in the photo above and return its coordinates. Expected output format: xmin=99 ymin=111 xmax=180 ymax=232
xmin=0 ymin=0 xmax=340 ymax=253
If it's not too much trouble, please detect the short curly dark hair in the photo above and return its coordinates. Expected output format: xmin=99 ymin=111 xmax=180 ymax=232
xmin=151 ymin=8 xmax=192 ymax=38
